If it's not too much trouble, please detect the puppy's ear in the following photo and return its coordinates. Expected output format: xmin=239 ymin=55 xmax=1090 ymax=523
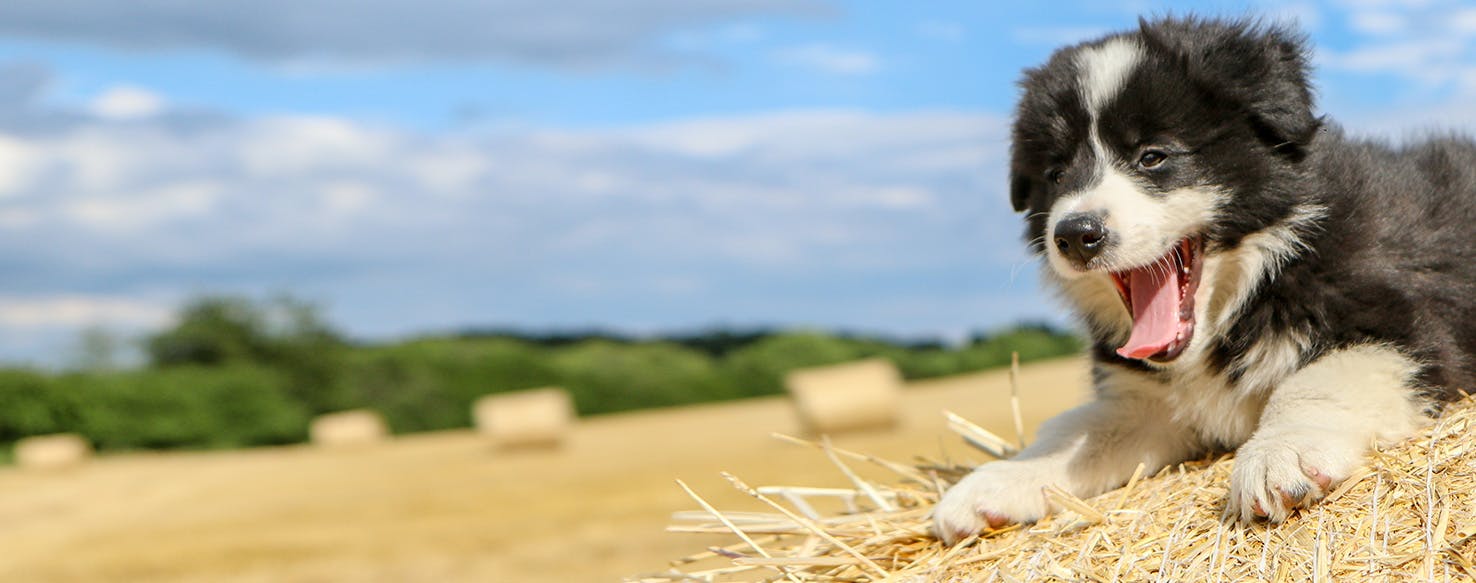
xmin=1009 ymin=174 xmax=1030 ymax=213
xmin=1143 ymin=18 xmax=1321 ymax=153
xmin=1237 ymin=26 xmax=1321 ymax=150
xmin=1003 ymin=146 xmax=1039 ymax=212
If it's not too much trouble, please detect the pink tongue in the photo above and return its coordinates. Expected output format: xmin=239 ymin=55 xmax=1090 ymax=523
xmin=1116 ymin=260 xmax=1180 ymax=360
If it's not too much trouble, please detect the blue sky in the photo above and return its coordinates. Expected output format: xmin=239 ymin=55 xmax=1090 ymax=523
xmin=0 ymin=0 xmax=1474 ymax=365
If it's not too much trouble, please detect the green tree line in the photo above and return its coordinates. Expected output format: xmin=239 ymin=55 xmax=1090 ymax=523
xmin=0 ymin=296 xmax=1082 ymax=457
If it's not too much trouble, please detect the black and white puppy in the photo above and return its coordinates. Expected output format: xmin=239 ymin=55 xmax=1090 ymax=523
xmin=935 ymin=17 xmax=1476 ymax=543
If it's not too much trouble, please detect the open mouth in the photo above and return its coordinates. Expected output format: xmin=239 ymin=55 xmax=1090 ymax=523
xmin=1108 ymin=236 xmax=1203 ymax=363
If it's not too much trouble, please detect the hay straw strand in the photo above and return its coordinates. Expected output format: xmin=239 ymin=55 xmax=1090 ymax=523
xmin=771 ymin=433 xmax=931 ymax=485
xmin=1042 ymin=484 xmax=1106 ymax=524
xmin=1010 ymin=351 xmax=1026 ymax=450
xmin=675 ymin=479 xmax=803 ymax=583
xmin=722 ymin=472 xmax=892 ymax=580
xmin=944 ymin=410 xmax=1018 ymax=459
xmin=820 ymin=436 xmax=896 ymax=512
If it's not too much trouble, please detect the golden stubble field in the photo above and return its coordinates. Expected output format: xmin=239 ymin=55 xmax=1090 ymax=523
xmin=0 ymin=358 xmax=1090 ymax=582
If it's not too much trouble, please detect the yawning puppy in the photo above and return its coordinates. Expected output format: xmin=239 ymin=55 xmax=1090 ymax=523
xmin=934 ymin=16 xmax=1476 ymax=543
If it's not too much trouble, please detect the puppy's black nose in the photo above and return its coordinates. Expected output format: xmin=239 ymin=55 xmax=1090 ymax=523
xmin=1053 ymin=213 xmax=1108 ymax=266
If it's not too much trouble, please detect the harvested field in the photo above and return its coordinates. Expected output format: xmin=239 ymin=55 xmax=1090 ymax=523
xmin=0 ymin=358 xmax=1089 ymax=582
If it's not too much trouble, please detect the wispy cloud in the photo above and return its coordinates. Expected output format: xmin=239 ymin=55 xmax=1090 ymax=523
xmin=0 ymin=296 xmax=171 ymax=329
xmin=0 ymin=0 xmax=832 ymax=68
xmin=88 ymin=86 xmax=167 ymax=121
xmin=1347 ymin=10 xmax=1408 ymax=35
xmin=1321 ymin=1 xmax=1476 ymax=93
xmin=773 ymin=44 xmax=881 ymax=75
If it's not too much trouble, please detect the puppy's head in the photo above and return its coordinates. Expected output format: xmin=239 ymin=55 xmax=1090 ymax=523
xmin=1010 ymin=17 xmax=1319 ymax=363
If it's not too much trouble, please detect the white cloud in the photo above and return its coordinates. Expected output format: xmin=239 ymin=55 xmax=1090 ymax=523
xmin=0 ymin=0 xmax=830 ymax=68
xmin=0 ymin=296 xmax=171 ymax=329
xmin=407 ymin=148 xmax=489 ymax=196
xmin=1348 ymin=11 xmax=1408 ymax=35
xmin=238 ymin=116 xmax=396 ymax=176
xmin=88 ymin=86 xmax=166 ymax=120
xmin=63 ymin=180 xmax=222 ymax=232
xmin=318 ymin=181 xmax=376 ymax=218
xmin=773 ymin=44 xmax=881 ymax=75
xmin=0 ymin=208 xmax=38 ymax=229
xmin=0 ymin=106 xmax=1029 ymax=363
xmin=624 ymin=109 xmax=1003 ymax=159
xmin=1451 ymin=8 xmax=1476 ymax=34
xmin=1259 ymin=1 xmax=1324 ymax=31
xmin=868 ymin=186 xmax=933 ymax=209
xmin=0 ymin=134 xmax=40 ymax=196
xmin=1328 ymin=37 xmax=1464 ymax=80
xmin=1321 ymin=1 xmax=1476 ymax=93
xmin=1335 ymin=0 xmax=1435 ymax=9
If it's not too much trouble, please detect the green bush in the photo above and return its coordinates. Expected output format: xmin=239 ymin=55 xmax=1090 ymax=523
xmin=147 ymin=295 xmax=349 ymax=415
xmin=60 ymin=366 xmax=307 ymax=451
xmin=337 ymin=337 xmax=561 ymax=432
xmin=551 ymin=340 xmax=738 ymax=415
xmin=720 ymin=332 xmax=910 ymax=397
xmin=894 ymin=348 xmax=966 ymax=379
xmin=0 ymin=369 xmax=78 ymax=442
xmin=975 ymin=327 xmax=1084 ymax=365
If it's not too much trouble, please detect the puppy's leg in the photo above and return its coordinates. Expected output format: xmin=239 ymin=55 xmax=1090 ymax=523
xmin=1228 ymin=345 xmax=1427 ymax=522
xmin=933 ymin=387 xmax=1198 ymax=544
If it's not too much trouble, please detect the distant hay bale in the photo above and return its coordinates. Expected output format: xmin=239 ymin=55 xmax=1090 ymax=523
xmin=14 ymin=433 xmax=92 ymax=470
xmin=784 ymin=358 xmax=902 ymax=434
xmin=474 ymin=387 xmax=574 ymax=450
xmin=646 ymin=395 xmax=1476 ymax=582
xmin=309 ymin=409 xmax=388 ymax=448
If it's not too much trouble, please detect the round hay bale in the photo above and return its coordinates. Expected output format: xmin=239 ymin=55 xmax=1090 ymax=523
xmin=474 ymin=387 xmax=574 ymax=450
xmin=13 ymin=433 xmax=92 ymax=470
xmin=652 ymin=395 xmax=1476 ymax=582
xmin=309 ymin=409 xmax=388 ymax=448
xmin=784 ymin=358 xmax=902 ymax=434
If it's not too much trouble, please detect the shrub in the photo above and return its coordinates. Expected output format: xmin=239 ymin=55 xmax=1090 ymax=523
xmin=146 ymin=295 xmax=349 ymax=415
xmin=60 ymin=366 xmax=307 ymax=451
xmin=0 ymin=369 xmax=78 ymax=442
xmin=551 ymin=340 xmax=737 ymax=415
xmin=337 ymin=337 xmax=563 ymax=432
xmin=719 ymin=332 xmax=902 ymax=397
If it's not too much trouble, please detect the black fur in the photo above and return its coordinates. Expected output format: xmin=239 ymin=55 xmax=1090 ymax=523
xmin=1013 ymin=17 xmax=1476 ymax=405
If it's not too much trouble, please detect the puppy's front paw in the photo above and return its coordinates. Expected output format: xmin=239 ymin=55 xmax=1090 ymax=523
xmin=1228 ymin=429 xmax=1358 ymax=523
xmin=932 ymin=461 xmax=1060 ymax=544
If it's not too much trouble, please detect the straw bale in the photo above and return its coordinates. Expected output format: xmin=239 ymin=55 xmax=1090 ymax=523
xmin=474 ymin=387 xmax=574 ymax=449
xmin=784 ymin=359 xmax=902 ymax=434
xmin=646 ymin=395 xmax=1476 ymax=582
xmin=309 ymin=409 xmax=388 ymax=447
xmin=13 ymin=433 xmax=92 ymax=470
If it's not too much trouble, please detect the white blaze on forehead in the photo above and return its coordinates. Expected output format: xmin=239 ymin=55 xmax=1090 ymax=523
xmin=1076 ymin=38 xmax=1143 ymax=116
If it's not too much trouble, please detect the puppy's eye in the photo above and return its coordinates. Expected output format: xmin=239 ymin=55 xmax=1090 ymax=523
xmin=1138 ymin=150 xmax=1168 ymax=169
xmin=1045 ymin=168 xmax=1065 ymax=184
